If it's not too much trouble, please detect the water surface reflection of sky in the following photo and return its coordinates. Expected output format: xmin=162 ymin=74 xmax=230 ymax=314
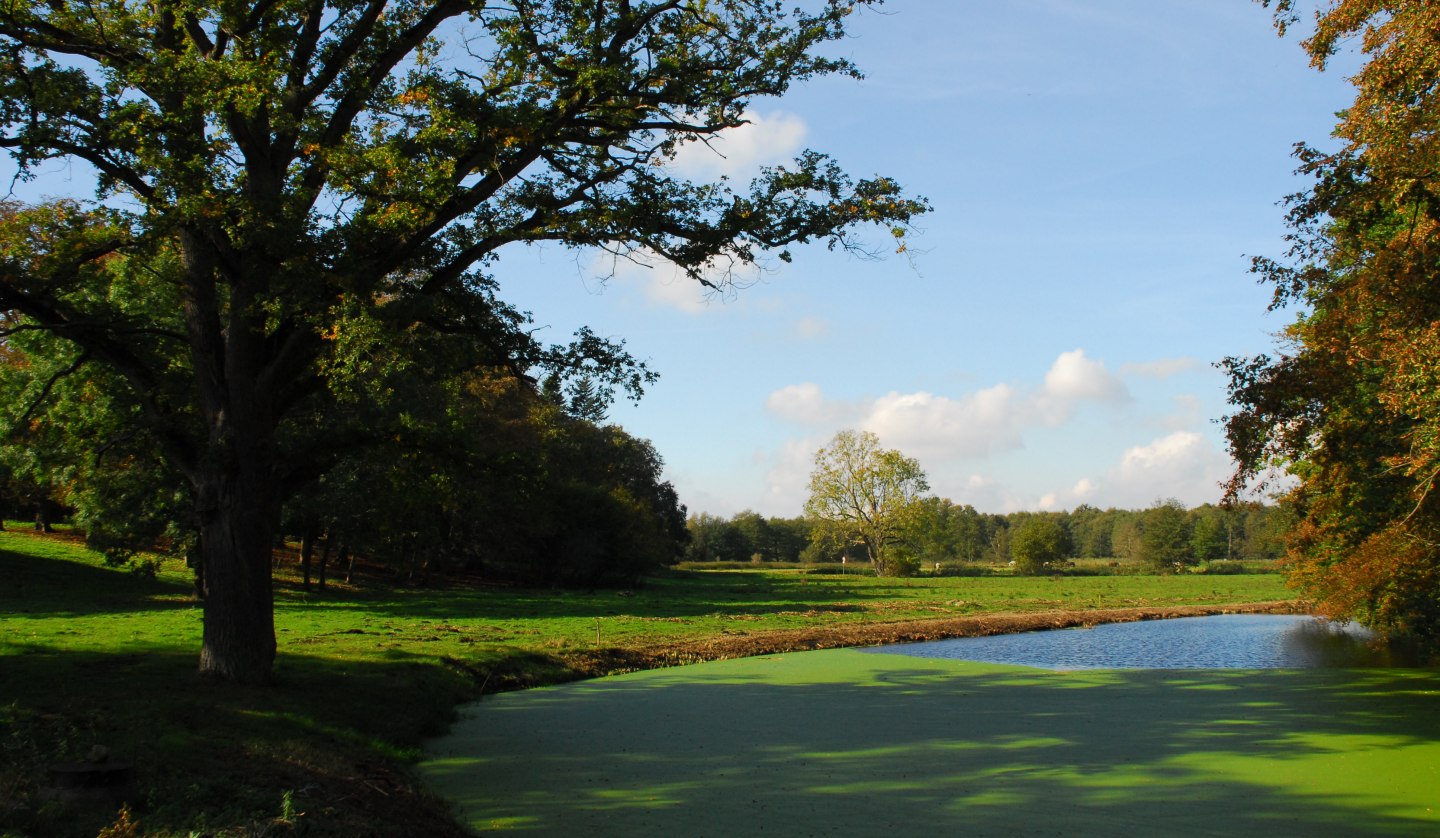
xmin=864 ymin=614 xmax=1420 ymax=670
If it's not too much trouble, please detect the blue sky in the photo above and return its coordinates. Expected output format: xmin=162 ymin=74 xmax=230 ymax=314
xmin=497 ymin=1 xmax=1362 ymax=518
xmin=5 ymin=1 xmax=1361 ymax=519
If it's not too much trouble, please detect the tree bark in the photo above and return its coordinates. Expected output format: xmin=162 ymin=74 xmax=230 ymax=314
xmin=187 ymin=535 xmax=207 ymax=600
xmin=300 ymin=522 xmax=316 ymax=591
xmin=318 ymin=531 xmax=332 ymax=591
xmin=195 ymin=469 xmax=279 ymax=685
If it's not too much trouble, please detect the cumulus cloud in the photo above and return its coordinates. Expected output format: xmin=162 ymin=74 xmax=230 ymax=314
xmin=591 ymin=247 xmax=759 ymax=313
xmin=863 ymin=385 xmax=1026 ymax=461
xmin=760 ymin=435 xmax=830 ymax=514
xmin=1101 ymin=431 xmax=1232 ymax=508
xmin=1034 ymin=349 xmax=1130 ymax=424
xmin=1120 ymin=357 xmax=1203 ymax=379
xmin=638 ymin=271 xmax=714 ymax=312
xmin=927 ymin=472 xmax=1034 ymax=514
xmin=668 ymin=110 xmax=808 ymax=181
xmin=1118 ymin=431 xmax=1205 ymax=475
xmin=751 ymin=350 xmax=1235 ymax=515
xmin=765 ymin=383 xmax=853 ymax=426
xmin=763 ymin=349 xmax=1128 ymax=465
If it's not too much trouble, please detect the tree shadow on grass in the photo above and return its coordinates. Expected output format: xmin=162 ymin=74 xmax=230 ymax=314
xmin=0 ymin=645 xmax=474 ymax=837
xmin=423 ymin=652 xmax=1440 ymax=836
xmin=328 ymin=569 xmax=879 ymax=623
xmin=1 ymin=546 xmax=195 ymax=617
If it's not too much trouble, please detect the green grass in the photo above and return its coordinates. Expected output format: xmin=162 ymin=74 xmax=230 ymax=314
xmin=0 ymin=527 xmax=1295 ymax=836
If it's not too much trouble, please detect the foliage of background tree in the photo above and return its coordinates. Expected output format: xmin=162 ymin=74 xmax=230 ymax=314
xmin=0 ymin=0 xmax=925 ymax=683
xmin=1010 ymin=516 xmax=1070 ymax=575
xmin=683 ymin=512 xmax=812 ymax=563
xmin=1226 ymin=1 xmax=1440 ymax=643
xmin=1067 ymin=504 xmax=1113 ymax=559
xmin=0 ymin=322 xmax=192 ymax=564
xmin=804 ymin=429 xmax=928 ymax=576
xmin=1188 ymin=505 xmax=1232 ymax=563
xmin=1138 ymin=498 xmax=1193 ymax=571
xmin=906 ymin=496 xmax=991 ymax=565
xmin=0 ymin=332 xmax=688 ymax=588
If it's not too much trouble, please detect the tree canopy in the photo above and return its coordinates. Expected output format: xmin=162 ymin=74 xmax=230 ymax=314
xmin=804 ymin=429 xmax=928 ymax=576
xmin=1225 ymin=1 xmax=1440 ymax=644
xmin=0 ymin=0 xmax=926 ymax=683
xmin=1010 ymin=516 xmax=1069 ymax=575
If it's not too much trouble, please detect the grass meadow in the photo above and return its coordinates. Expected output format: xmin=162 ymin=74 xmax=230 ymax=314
xmin=1 ymin=526 xmax=1293 ymax=835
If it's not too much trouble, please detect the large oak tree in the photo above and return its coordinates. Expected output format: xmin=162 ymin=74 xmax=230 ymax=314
xmin=0 ymin=0 xmax=925 ymax=683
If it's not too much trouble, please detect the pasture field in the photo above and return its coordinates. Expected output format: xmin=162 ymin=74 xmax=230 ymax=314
xmin=1 ymin=527 xmax=1293 ymax=835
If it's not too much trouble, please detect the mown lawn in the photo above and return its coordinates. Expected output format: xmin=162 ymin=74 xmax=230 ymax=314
xmin=0 ymin=527 xmax=1295 ymax=836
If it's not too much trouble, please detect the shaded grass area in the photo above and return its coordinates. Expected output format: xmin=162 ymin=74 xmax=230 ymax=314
xmin=424 ymin=650 xmax=1440 ymax=836
xmin=0 ymin=528 xmax=1295 ymax=835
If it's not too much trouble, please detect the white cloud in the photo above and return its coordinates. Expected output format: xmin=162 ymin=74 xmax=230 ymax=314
xmin=1034 ymin=348 xmax=1130 ymax=424
xmin=751 ymin=350 xmax=1237 ymax=516
xmin=1120 ymin=357 xmax=1203 ymax=379
xmin=1043 ymin=349 xmax=1128 ymax=401
xmin=590 ymin=247 xmax=759 ymax=313
xmin=668 ymin=111 xmax=808 ymax=181
xmin=760 ymin=436 xmax=829 ymax=515
xmin=862 ymin=385 xmax=1025 ymax=461
xmin=765 ymin=383 xmax=850 ymax=425
xmin=639 ymin=271 xmax=713 ymax=313
xmin=928 ymin=472 xmax=1036 ymax=514
xmin=763 ymin=349 xmax=1129 ymax=465
xmin=1101 ymin=431 xmax=1231 ymax=508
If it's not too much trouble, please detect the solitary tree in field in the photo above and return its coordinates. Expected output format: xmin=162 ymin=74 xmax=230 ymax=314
xmin=805 ymin=429 xmax=928 ymax=576
xmin=0 ymin=0 xmax=926 ymax=684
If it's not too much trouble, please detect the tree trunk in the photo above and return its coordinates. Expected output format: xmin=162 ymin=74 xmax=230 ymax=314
xmin=187 ymin=535 xmax=207 ymax=600
xmin=300 ymin=522 xmax=316 ymax=591
xmin=317 ymin=532 xmax=332 ymax=591
xmin=195 ymin=471 xmax=279 ymax=685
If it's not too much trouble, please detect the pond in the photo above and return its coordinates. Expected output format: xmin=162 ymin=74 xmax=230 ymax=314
xmin=863 ymin=614 xmax=1423 ymax=670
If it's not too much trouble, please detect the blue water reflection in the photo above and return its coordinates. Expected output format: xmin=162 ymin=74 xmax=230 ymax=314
xmin=862 ymin=614 xmax=1419 ymax=670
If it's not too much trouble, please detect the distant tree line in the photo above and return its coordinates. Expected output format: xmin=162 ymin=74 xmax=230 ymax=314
xmin=683 ymin=498 xmax=1289 ymax=573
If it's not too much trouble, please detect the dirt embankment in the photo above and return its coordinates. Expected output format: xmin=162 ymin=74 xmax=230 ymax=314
xmin=480 ymin=601 xmax=1307 ymax=692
